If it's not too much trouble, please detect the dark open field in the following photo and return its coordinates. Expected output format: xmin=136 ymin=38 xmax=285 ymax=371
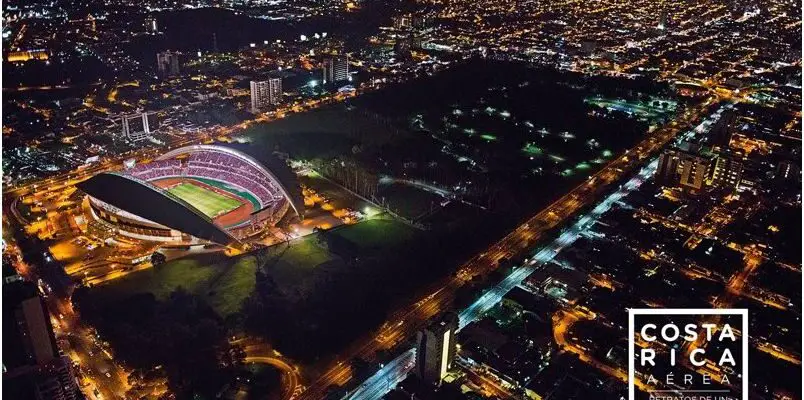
xmin=82 ymin=253 xmax=257 ymax=318
xmin=75 ymin=217 xmax=418 ymax=321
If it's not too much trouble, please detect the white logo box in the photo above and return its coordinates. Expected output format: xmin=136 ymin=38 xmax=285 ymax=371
xmin=628 ymin=308 xmax=748 ymax=400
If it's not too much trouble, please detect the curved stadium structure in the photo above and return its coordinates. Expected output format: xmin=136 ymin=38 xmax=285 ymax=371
xmin=78 ymin=145 xmax=303 ymax=245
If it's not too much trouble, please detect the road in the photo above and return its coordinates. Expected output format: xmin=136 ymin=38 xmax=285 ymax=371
xmin=341 ymin=145 xmax=665 ymax=400
xmin=344 ymin=349 xmax=416 ymax=400
xmin=1 ymin=85 xmax=379 ymax=400
xmin=236 ymin=336 xmax=305 ymax=400
xmin=6 ymin=72 xmax=727 ymax=400
xmin=456 ymin=357 xmax=515 ymax=399
xmin=297 ymin=97 xmax=719 ymax=399
xmin=2 ymin=87 xmax=367 ymax=199
xmin=2 ymin=239 xmax=147 ymax=399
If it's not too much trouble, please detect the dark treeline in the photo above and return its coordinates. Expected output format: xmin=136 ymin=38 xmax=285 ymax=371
xmin=73 ymin=287 xmax=244 ymax=399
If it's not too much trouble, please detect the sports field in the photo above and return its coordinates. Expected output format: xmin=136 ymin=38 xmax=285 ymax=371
xmin=167 ymin=182 xmax=242 ymax=218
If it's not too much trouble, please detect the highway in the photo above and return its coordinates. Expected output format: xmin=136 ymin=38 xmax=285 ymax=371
xmin=342 ymin=153 xmax=661 ymax=400
xmin=300 ymin=97 xmax=719 ymax=400
xmin=344 ymin=349 xmax=416 ymax=400
xmin=459 ymin=157 xmax=659 ymax=329
xmin=5 ymin=72 xmax=728 ymax=400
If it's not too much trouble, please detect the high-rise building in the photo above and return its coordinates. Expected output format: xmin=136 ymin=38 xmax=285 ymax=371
xmin=144 ymin=16 xmax=158 ymax=34
xmin=156 ymin=51 xmax=180 ymax=76
xmin=5 ymin=356 xmax=80 ymax=400
xmin=3 ymin=273 xmax=79 ymax=400
xmin=554 ymin=37 xmax=572 ymax=68
xmin=122 ymin=112 xmax=158 ymax=142
xmin=322 ymin=55 xmax=349 ymax=84
xmin=678 ymin=156 xmax=711 ymax=192
xmin=250 ymin=78 xmax=282 ymax=112
xmin=775 ymin=160 xmax=800 ymax=182
xmin=707 ymin=109 xmax=737 ymax=150
xmin=655 ymin=150 xmax=681 ymax=186
xmin=710 ymin=152 xmax=743 ymax=189
xmin=655 ymin=144 xmax=714 ymax=192
xmin=414 ymin=312 xmax=458 ymax=385
xmin=393 ymin=15 xmax=413 ymax=30
xmin=86 ymin=14 xmax=96 ymax=32
xmin=32 ymin=357 xmax=80 ymax=400
xmin=3 ymin=278 xmax=59 ymax=369
xmin=657 ymin=11 xmax=668 ymax=30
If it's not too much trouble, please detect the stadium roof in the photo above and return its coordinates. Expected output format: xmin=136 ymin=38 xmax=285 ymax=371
xmin=77 ymin=144 xmax=303 ymax=245
xmin=78 ymin=172 xmax=237 ymax=245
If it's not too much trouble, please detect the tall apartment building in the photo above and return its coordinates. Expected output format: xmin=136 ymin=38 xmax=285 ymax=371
xmin=144 ymin=16 xmax=158 ymax=34
xmin=655 ymin=143 xmax=715 ymax=192
xmin=707 ymin=109 xmax=737 ymax=151
xmin=322 ymin=55 xmax=349 ymax=84
xmin=3 ymin=269 xmax=79 ymax=400
xmin=156 ymin=51 xmax=180 ymax=76
xmin=710 ymin=152 xmax=744 ymax=189
xmin=250 ymin=78 xmax=282 ymax=112
xmin=414 ymin=312 xmax=459 ymax=385
xmin=122 ymin=112 xmax=158 ymax=142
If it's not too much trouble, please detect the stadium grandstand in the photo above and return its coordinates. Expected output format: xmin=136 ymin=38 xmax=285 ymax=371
xmin=77 ymin=145 xmax=303 ymax=246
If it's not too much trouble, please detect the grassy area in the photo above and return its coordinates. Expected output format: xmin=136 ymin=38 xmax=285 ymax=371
xmin=89 ymin=220 xmax=414 ymax=316
xmin=167 ymin=182 xmax=242 ymax=218
xmin=192 ymin=177 xmax=261 ymax=209
xmin=377 ymin=183 xmax=442 ymax=220
xmin=239 ymin=105 xmax=408 ymax=159
xmin=89 ymin=254 xmax=257 ymax=317
xmin=240 ymin=109 xmax=358 ymax=159
xmin=259 ymin=219 xmax=416 ymax=297
xmin=332 ymin=219 xmax=416 ymax=251
xmin=262 ymin=237 xmax=335 ymax=293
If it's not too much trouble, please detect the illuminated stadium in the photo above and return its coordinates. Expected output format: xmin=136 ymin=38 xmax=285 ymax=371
xmin=77 ymin=145 xmax=303 ymax=245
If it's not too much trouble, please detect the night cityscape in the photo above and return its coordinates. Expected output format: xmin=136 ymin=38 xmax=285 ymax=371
xmin=1 ymin=0 xmax=801 ymax=399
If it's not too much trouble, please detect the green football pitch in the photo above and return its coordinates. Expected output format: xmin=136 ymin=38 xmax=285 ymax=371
xmin=167 ymin=182 xmax=242 ymax=218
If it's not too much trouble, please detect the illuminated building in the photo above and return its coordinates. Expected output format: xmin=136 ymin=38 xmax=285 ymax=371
xmin=655 ymin=144 xmax=714 ymax=192
xmin=322 ymin=55 xmax=350 ymax=84
xmin=250 ymin=78 xmax=282 ymax=112
xmin=710 ymin=152 xmax=743 ymax=189
xmin=86 ymin=14 xmax=96 ymax=32
xmin=655 ymin=150 xmax=680 ymax=185
xmin=77 ymin=145 xmax=303 ymax=245
xmin=775 ymin=161 xmax=800 ymax=182
xmin=3 ymin=271 xmax=79 ymax=400
xmin=678 ymin=154 xmax=712 ymax=191
xmin=657 ymin=11 xmax=668 ymax=30
xmin=6 ymin=49 xmax=49 ymax=63
xmin=393 ymin=15 xmax=413 ymax=30
xmin=156 ymin=51 xmax=180 ymax=76
xmin=144 ymin=16 xmax=158 ymax=34
xmin=121 ymin=112 xmax=158 ymax=142
xmin=415 ymin=312 xmax=458 ymax=384
xmin=3 ymin=276 xmax=59 ymax=368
